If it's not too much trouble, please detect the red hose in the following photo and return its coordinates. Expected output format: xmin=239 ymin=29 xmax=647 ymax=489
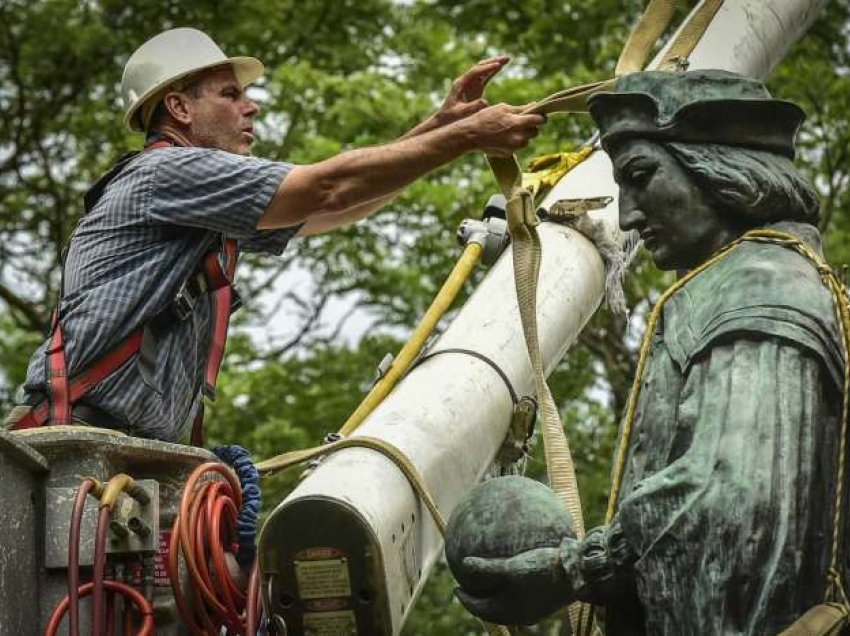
xmin=168 ymin=461 xmax=260 ymax=635
xmin=92 ymin=506 xmax=112 ymax=635
xmin=44 ymin=581 xmax=154 ymax=636
xmin=68 ymin=479 xmax=98 ymax=636
xmin=123 ymin=600 xmax=134 ymax=634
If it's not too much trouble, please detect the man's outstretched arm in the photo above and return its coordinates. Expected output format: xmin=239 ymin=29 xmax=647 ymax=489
xmin=291 ymin=56 xmax=512 ymax=237
xmin=258 ymin=58 xmax=542 ymax=232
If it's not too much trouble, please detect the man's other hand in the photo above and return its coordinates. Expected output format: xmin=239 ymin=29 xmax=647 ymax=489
xmin=435 ymin=55 xmax=511 ymax=125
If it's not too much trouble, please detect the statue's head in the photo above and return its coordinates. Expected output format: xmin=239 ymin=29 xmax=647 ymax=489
xmin=588 ymin=69 xmax=819 ymax=270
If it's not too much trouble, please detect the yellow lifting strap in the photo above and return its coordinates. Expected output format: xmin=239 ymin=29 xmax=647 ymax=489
xmin=338 ymin=241 xmax=484 ymax=437
xmin=522 ymin=146 xmax=594 ymax=202
xmin=493 ymin=0 xmax=727 ymax=540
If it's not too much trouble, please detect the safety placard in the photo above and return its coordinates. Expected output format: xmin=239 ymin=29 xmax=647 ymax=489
xmin=295 ymin=557 xmax=351 ymax=599
xmin=303 ymin=609 xmax=357 ymax=635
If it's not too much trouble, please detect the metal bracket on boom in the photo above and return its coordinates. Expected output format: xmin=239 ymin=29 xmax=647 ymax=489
xmin=457 ymin=194 xmax=511 ymax=266
xmin=542 ymin=196 xmax=614 ymax=223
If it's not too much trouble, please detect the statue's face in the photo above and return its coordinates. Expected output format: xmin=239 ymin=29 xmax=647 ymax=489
xmin=611 ymin=139 xmax=736 ymax=271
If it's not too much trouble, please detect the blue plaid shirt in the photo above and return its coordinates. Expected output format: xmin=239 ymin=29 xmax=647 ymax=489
xmin=23 ymin=146 xmax=295 ymax=441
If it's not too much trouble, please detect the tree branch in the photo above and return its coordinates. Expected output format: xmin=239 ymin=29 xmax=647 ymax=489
xmin=0 ymin=280 xmax=46 ymax=332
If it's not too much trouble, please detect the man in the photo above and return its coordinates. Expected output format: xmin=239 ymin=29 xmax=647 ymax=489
xmin=5 ymin=28 xmax=545 ymax=443
xmin=447 ymin=70 xmax=848 ymax=634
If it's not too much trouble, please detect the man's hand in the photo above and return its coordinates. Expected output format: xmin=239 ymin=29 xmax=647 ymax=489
xmin=436 ymin=55 xmax=510 ymax=125
xmin=404 ymin=56 xmax=512 ymax=139
xmin=453 ymin=545 xmax=576 ymax=625
xmin=262 ymin=66 xmax=542 ymax=230
xmin=457 ymin=103 xmax=545 ymax=157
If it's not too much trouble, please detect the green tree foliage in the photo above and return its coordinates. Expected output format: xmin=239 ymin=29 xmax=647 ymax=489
xmin=1 ymin=1 xmax=847 ymax=633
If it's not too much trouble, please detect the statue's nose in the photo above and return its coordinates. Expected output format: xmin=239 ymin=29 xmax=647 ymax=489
xmin=618 ymin=193 xmax=645 ymax=232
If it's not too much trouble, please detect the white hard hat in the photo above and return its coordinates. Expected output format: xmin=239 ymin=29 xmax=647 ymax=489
xmin=121 ymin=27 xmax=264 ymax=133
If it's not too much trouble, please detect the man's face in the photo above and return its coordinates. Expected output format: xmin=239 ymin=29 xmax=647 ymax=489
xmin=182 ymin=66 xmax=258 ymax=155
xmin=611 ymin=139 xmax=735 ymax=271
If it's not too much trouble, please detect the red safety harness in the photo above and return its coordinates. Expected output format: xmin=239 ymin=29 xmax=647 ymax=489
xmin=11 ymin=139 xmax=239 ymax=445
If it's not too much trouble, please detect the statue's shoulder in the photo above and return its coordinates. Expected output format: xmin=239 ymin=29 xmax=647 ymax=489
xmin=663 ymin=223 xmax=843 ymax=385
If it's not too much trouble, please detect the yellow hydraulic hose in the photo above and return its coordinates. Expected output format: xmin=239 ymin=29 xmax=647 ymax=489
xmin=98 ymin=473 xmax=150 ymax=509
xmin=99 ymin=474 xmax=135 ymax=509
xmin=83 ymin=477 xmax=105 ymax=500
xmin=337 ymin=240 xmax=484 ymax=437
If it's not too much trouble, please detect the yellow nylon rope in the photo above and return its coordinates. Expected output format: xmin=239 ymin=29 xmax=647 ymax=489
xmin=605 ymin=230 xmax=850 ymax=611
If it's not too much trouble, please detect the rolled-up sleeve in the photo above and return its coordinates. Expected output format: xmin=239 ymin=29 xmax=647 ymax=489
xmin=148 ymin=147 xmax=292 ymax=242
xmin=240 ymin=224 xmax=303 ymax=255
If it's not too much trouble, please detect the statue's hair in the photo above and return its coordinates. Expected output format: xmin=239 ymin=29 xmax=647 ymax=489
xmin=664 ymin=142 xmax=820 ymax=225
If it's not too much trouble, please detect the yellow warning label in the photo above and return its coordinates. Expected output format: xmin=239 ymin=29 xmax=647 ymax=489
xmin=303 ymin=609 xmax=357 ymax=635
xmin=295 ymin=557 xmax=351 ymax=599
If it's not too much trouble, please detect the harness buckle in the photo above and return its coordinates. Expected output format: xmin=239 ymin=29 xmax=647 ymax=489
xmin=173 ymin=290 xmax=196 ymax=321
xmin=173 ymin=273 xmax=207 ymax=321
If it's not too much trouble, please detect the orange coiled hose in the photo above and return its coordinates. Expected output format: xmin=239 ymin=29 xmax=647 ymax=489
xmin=168 ymin=461 xmax=261 ymax=635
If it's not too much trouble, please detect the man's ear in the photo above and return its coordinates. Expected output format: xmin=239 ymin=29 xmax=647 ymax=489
xmin=163 ymin=91 xmax=193 ymax=126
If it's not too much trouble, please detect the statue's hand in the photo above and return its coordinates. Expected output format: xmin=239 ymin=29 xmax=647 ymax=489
xmin=445 ymin=476 xmax=577 ymax=624
xmin=453 ymin=544 xmax=576 ymax=625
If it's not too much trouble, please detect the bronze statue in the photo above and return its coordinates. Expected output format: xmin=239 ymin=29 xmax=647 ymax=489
xmin=447 ymin=70 xmax=849 ymax=634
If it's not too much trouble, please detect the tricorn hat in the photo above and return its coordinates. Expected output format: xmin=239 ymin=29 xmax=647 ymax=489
xmin=587 ymin=69 xmax=805 ymax=159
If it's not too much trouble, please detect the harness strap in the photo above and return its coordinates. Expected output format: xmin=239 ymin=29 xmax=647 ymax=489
xmin=203 ymin=238 xmax=239 ymax=399
xmin=46 ymin=311 xmax=71 ymax=426
xmin=191 ymin=404 xmax=206 ymax=448
xmin=12 ymin=331 xmax=144 ymax=430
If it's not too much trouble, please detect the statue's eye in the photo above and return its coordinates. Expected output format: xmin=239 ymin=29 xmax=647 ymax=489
xmin=626 ymin=166 xmax=654 ymax=186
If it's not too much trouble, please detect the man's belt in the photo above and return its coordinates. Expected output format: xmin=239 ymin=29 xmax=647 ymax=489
xmin=14 ymin=391 xmax=129 ymax=433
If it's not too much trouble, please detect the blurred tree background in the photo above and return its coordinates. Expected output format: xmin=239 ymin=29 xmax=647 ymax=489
xmin=1 ymin=0 xmax=847 ymax=633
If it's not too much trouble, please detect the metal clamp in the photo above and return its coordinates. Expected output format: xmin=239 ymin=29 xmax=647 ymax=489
xmin=543 ymin=196 xmax=614 ymax=223
xmin=373 ymin=353 xmax=394 ymax=384
xmin=456 ymin=216 xmax=510 ymax=266
xmin=455 ymin=193 xmax=512 ymax=266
